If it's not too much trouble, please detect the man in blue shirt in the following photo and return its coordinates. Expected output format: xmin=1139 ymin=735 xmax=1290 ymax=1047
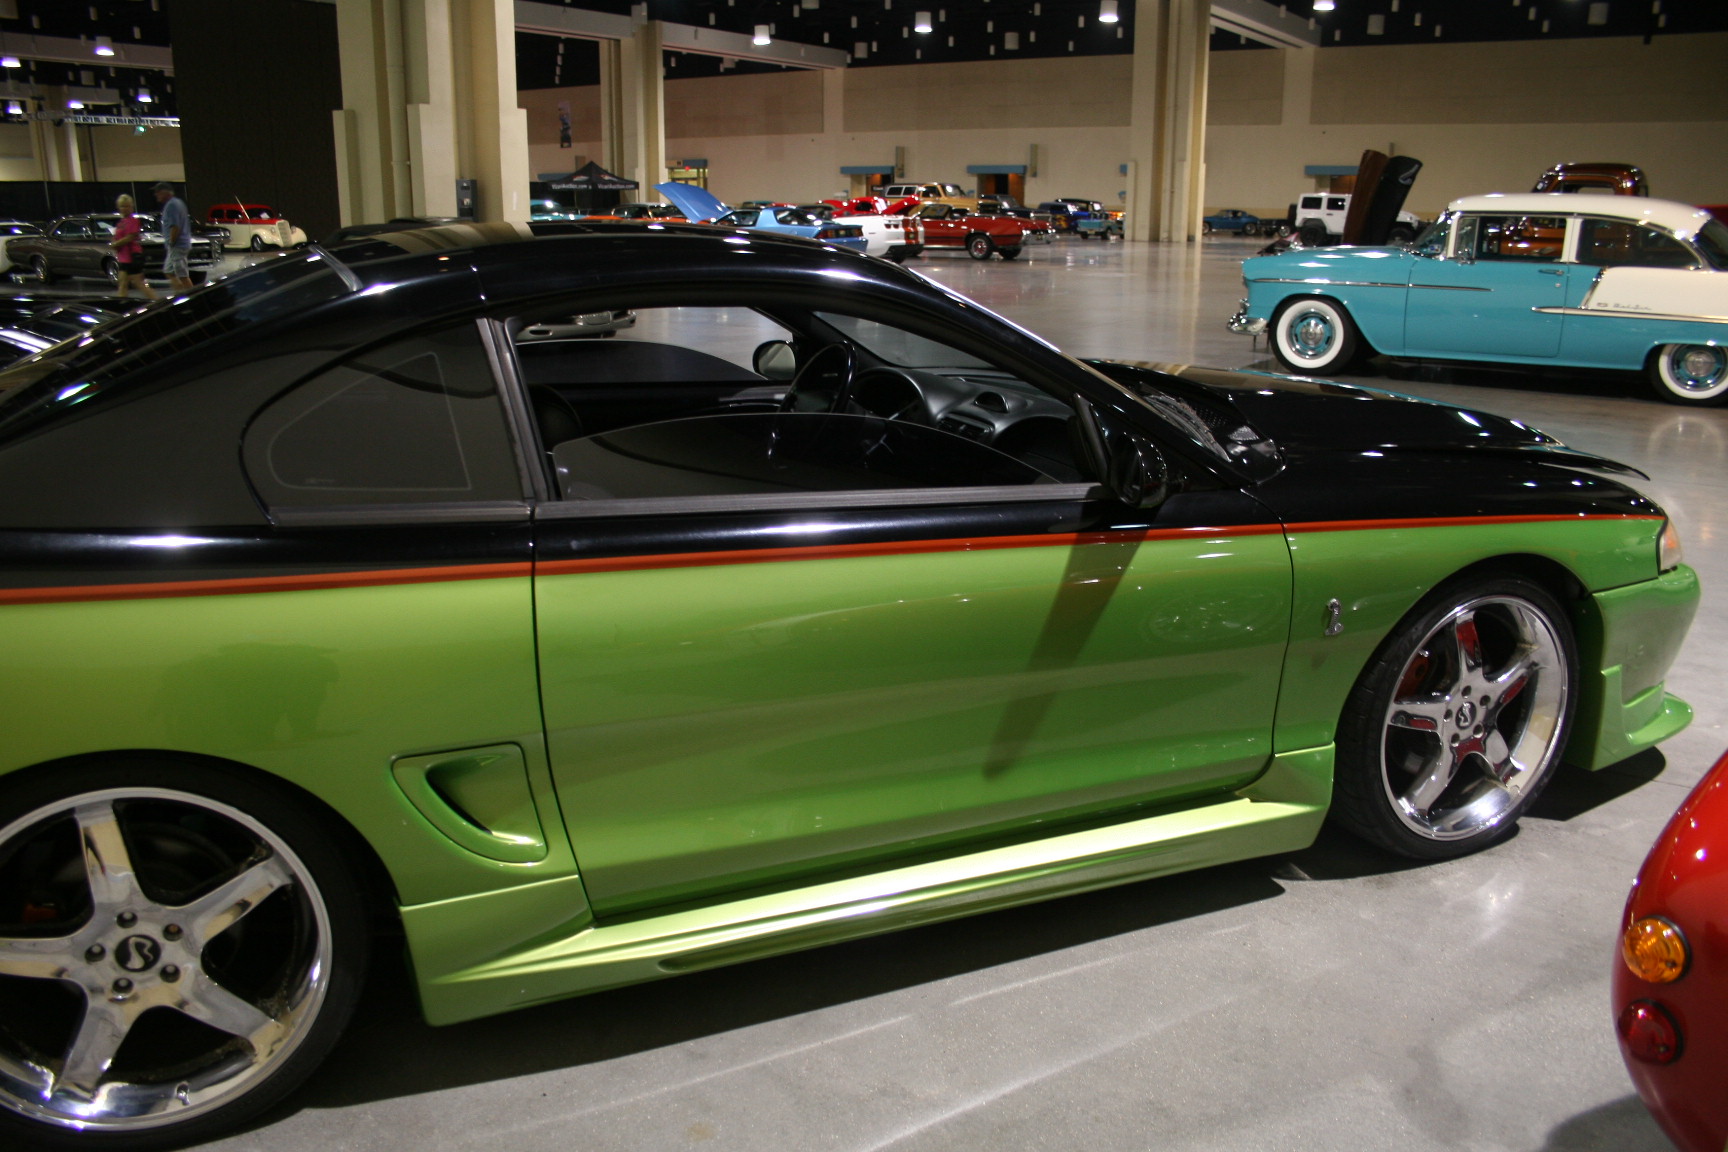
xmin=153 ymin=181 xmax=194 ymax=292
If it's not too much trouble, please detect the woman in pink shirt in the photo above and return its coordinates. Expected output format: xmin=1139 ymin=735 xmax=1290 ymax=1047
xmin=109 ymin=194 xmax=158 ymax=300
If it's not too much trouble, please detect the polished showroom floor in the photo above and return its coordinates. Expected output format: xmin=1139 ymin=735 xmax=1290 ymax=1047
xmin=189 ymin=236 xmax=1720 ymax=1152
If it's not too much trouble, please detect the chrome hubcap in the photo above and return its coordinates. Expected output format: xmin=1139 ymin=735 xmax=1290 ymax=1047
xmin=0 ymin=788 xmax=330 ymax=1132
xmin=1290 ymin=312 xmax=1334 ymax=358
xmin=1671 ymin=346 xmax=1727 ymax=392
xmin=1380 ymin=596 xmax=1568 ymax=840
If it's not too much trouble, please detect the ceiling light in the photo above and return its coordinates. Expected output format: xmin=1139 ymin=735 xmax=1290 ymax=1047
xmin=914 ymin=11 xmax=932 ymax=32
xmin=1099 ymin=1 xmax=1119 ymax=23
xmin=136 ymin=89 xmax=152 ymax=103
xmin=67 ymin=99 xmax=85 ymax=109
xmin=1367 ymin=13 xmax=1384 ymax=32
xmin=854 ymin=40 xmax=868 ymax=57
xmin=1587 ymin=2 xmax=1608 ymax=24
xmin=1004 ymin=31 xmax=1019 ymax=49
xmin=0 ymin=57 xmax=17 ymax=68
xmin=753 ymin=24 xmax=770 ymax=44
xmin=5 ymin=101 xmax=20 ymax=115
xmin=94 ymin=35 xmax=115 ymax=56
xmin=1313 ymin=0 xmax=1335 ymax=10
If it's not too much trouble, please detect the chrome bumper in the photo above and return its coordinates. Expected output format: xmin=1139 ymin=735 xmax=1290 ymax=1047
xmin=1227 ymin=299 xmax=1266 ymax=336
xmin=1021 ymin=230 xmax=1056 ymax=245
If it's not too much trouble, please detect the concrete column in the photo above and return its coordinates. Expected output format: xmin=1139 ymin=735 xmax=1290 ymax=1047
xmin=598 ymin=38 xmax=624 ymax=175
xmin=333 ymin=0 xmax=529 ymax=225
xmin=451 ymin=0 xmax=530 ymax=222
xmin=1126 ymin=0 xmax=1210 ymax=243
xmin=615 ymin=20 xmax=665 ymax=194
xmin=29 ymin=88 xmax=72 ymax=181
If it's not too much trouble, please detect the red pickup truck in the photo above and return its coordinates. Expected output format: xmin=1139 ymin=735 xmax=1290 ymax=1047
xmin=906 ymin=203 xmax=1054 ymax=260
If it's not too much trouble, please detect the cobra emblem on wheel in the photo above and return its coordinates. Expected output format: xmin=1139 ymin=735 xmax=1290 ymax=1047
xmin=115 ymin=935 xmax=161 ymax=972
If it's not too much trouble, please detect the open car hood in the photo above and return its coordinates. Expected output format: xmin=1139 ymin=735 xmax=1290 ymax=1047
xmin=654 ymin=182 xmax=728 ymax=224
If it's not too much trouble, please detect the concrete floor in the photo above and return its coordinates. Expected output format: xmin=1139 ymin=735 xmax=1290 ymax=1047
xmin=197 ymin=236 xmax=1723 ymax=1152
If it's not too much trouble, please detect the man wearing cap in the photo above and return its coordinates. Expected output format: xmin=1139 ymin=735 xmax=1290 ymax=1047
xmin=153 ymin=181 xmax=193 ymax=292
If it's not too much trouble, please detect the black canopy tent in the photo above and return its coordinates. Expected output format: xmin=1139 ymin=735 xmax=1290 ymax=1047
xmin=548 ymin=161 xmax=639 ymax=215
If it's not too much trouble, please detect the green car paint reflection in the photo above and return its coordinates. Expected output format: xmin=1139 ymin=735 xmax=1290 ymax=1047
xmin=536 ymin=528 xmax=1295 ymax=915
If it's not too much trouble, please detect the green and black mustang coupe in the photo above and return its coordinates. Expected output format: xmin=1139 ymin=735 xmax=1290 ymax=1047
xmin=0 ymin=223 xmax=1698 ymax=1147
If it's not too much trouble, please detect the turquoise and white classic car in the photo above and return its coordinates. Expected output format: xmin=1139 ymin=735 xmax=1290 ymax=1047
xmin=1228 ymin=193 xmax=1728 ymax=405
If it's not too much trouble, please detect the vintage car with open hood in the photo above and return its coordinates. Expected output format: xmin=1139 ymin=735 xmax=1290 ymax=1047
xmin=0 ymin=221 xmax=1698 ymax=1148
xmin=1230 ymin=193 xmax=1728 ymax=405
xmin=653 ymin=183 xmax=871 ymax=255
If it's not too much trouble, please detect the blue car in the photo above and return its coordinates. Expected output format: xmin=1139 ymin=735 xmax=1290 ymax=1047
xmin=1203 ymin=208 xmax=1267 ymax=236
xmin=655 ymin=183 xmax=868 ymax=253
xmin=1229 ymin=193 xmax=1728 ymax=405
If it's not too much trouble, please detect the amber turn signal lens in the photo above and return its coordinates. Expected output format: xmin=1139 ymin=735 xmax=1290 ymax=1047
xmin=1617 ymin=1000 xmax=1682 ymax=1065
xmin=1622 ymin=917 xmax=1689 ymax=983
xmin=1659 ymin=520 xmax=1683 ymax=572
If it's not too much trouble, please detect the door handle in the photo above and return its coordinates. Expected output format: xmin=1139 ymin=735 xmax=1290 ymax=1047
xmin=1538 ymin=268 xmax=1564 ymax=275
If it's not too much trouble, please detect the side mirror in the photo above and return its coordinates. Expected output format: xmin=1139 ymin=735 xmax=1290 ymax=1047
xmin=753 ymin=340 xmax=797 ymax=382
xmin=1073 ymin=402 xmax=1169 ymax=509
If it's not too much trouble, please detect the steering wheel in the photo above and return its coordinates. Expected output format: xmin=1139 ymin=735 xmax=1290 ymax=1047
xmin=779 ymin=342 xmax=856 ymax=414
xmin=850 ymin=366 xmax=933 ymax=425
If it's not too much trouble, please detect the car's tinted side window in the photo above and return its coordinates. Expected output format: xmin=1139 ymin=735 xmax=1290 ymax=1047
xmin=243 ymin=324 xmax=521 ymax=508
xmin=520 ymin=302 xmax=1078 ymax=505
xmin=1576 ymin=219 xmax=1699 ymax=270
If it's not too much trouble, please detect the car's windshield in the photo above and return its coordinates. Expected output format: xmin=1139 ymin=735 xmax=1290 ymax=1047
xmin=815 ymin=311 xmax=992 ymax=369
xmin=1413 ymin=214 xmax=1451 ymax=257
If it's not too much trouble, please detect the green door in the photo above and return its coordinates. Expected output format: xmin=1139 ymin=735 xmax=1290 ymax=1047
xmin=534 ymin=486 xmax=1292 ymax=915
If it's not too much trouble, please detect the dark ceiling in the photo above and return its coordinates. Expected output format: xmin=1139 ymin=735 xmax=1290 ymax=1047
xmin=1 ymin=0 xmax=1722 ymax=109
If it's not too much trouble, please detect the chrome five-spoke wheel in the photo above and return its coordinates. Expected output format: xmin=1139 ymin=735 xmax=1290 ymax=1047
xmin=0 ymin=768 xmax=364 ymax=1149
xmin=1333 ymin=577 xmax=1577 ymax=858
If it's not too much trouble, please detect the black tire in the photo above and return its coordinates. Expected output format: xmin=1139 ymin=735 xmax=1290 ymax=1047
xmin=999 ymin=246 xmax=1023 ymax=260
xmin=1297 ymin=219 xmax=1328 ymax=247
xmin=0 ymin=758 xmax=369 ymax=1150
xmin=1330 ymin=574 xmax=1578 ymax=860
xmin=249 ymin=234 xmax=266 ymax=252
xmin=1202 ymin=220 xmax=1214 ymax=235
xmin=1269 ymin=296 xmax=1361 ymax=375
xmin=1386 ymin=224 xmax=1417 ymax=245
xmin=966 ymin=233 xmax=995 ymax=260
xmin=1648 ymin=343 xmax=1728 ymax=406
xmin=102 ymin=257 xmax=119 ymax=284
xmin=31 ymin=255 xmax=52 ymax=285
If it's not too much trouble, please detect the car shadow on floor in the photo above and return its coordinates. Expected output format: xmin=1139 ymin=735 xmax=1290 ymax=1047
xmin=1537 ymin=1093 xmax=1676 ymax=1151
xmin=1528 ymin=749 xmax=1669 ymax=823
xmin=275 ymin=853 xmax=1303 ymax=1120
xmin=248 ymin=782 xmax=1639 ymax=1132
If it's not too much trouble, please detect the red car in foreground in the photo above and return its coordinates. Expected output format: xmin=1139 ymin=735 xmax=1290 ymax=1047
xmin=1614 ymin=747 xmax=1728 ymax=1152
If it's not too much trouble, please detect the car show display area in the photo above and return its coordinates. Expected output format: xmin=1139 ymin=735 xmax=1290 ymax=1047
xmin=0 ymin=230 xmax=1717 ymax=1152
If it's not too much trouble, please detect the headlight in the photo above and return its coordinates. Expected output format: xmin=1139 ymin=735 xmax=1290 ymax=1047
xmin=1659 ymin=520 xmax=1683 ymax=572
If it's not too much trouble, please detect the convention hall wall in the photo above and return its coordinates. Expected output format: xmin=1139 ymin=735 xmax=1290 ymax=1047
xmin=0 ymin=123 xmax=183 ymax=182
xmin=525 ymin=31 xmax=1727 ymax=219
